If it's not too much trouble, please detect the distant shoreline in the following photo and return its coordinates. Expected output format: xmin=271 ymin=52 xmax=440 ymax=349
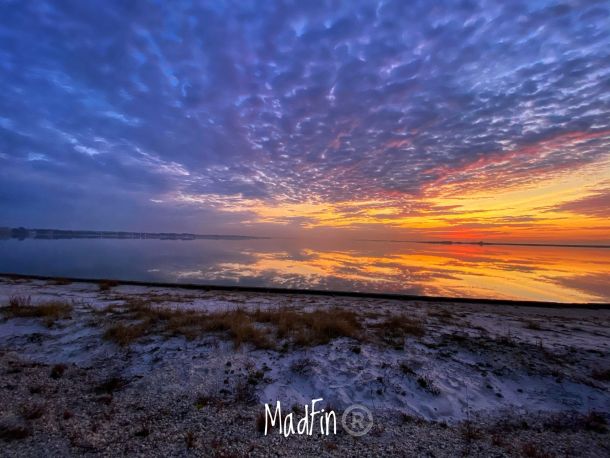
xmin=356 ymin=239 xmax=610 ymax=249
xmin=3 ymin=226 xmax=609 ymax=248
xmin=0 ymin=226 xmax=268 ymax=241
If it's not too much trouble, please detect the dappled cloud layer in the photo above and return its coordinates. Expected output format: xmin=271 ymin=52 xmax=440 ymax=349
xmin=1 ymin=1 xmax=609 ymax=241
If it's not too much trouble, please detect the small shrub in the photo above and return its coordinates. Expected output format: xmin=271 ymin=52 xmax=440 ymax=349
xmin=521 ymin=441 xmax=552 ymax=458
xmin=98 ymin=280 xmax=119 ymax=291
xmin=194 ymin=394 xmax=217 ymax=409
xmin=234 ymin=379 xmax=257 ymax=404
xmin=290 ymin=358 xmax=313 ymax=375
xmin=50 ymin=363 xmax=67 ymax=379
xmin=291 ymin=404 xmax=305 ymax=415
xmin=399 ymin=362 xmax=415 ymax=376
xmin=525 ymin=321 xmax=542 ymax=331
xmin=247 ymin=369 xmax=264 ymax=386
xmin=459 ymin=420 xmax=481 ymax=443
xmin=185 ymin=430 xmax=196 ymax=448
xmin=134 ymin=425 xmax=150 ymax=437
xmin=324 ymin=441 xmax=338 ymax=451
xmin=497 ymin=332 xmax=517 ymax=347
xmin=583 ymin=411 xmax=608 ymax=433
xmin=428 ymin=308 xmax=454 ymax=322
xmin=95 ymin=394 xmax=113 ymax=405
xmin=256 ymin=411 xmax=266 ymax=433
xmin=446 ymin=332 xmax=469 ymax=344
xmin=591 ymin=368 xmax=610 ymax=382
xmin=0 ymin=417 xmax=31 ymax=441
xmin=416 ymin=375 xmax=440 ymax=395
xmin=94 ymin=377 xmax=126 ymax=394
xmin=400 ymin=413 xmax=415 ymax=423
xmin=49 ymin=278 xmax=72 ymax=285
xmin=20 ymin=402 xmax=46 ymax=420
xmin=491 ymin=433 xmax=504 ymax=447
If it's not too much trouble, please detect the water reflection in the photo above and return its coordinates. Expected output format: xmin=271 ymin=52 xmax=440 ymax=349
xmin=0 ymin=238 xmax=608 ymax=303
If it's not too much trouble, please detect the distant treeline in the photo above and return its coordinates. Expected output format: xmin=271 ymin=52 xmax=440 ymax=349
xmin=355 ymin=238 xmax=610 ymax=249
xmin=416 ymin=240 xmax=610 ymax=249
xmin=0 ymin=227 xmax=267 ymax=241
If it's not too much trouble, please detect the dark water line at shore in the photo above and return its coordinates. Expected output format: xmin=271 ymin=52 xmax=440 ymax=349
xmin=2 ymin=272 xmax=609 ymax=309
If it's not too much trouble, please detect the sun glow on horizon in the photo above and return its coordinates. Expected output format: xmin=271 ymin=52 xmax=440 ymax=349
xmin=173 ymin=139 xmax=610 ymax=243
xmin=174 ymin=243 xmax=610 ymax=303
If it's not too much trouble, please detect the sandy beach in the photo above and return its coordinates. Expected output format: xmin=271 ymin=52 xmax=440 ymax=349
xmin=0 ymin=275 xmax=608 ymax=457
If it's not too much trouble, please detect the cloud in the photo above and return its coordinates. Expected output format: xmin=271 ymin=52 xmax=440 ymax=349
xmin=553 ymin=188 xmax=610 ymax=218
xmin=0 ymin=0 xmax=609 ymax=235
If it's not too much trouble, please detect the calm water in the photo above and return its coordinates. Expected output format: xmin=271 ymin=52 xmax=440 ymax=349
xmin=0 ymin=238 xmax=609 ymax=303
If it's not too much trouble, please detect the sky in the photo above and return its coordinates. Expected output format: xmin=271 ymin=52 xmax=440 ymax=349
xmin=1 ymin=0 xmax=609 ymax=242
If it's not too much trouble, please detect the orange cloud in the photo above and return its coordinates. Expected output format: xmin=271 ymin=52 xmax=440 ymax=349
xmin=172 ymin=131 xmax=610 ymax=243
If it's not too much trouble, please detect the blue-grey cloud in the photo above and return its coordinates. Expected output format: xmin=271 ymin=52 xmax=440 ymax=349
xmin=0 ymin=0 xmax=609 ymax=230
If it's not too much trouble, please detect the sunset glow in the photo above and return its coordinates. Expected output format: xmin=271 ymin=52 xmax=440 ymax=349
xmin=175 ymin=147 xmax=610 ymax=242
xmin=173 ymin=241 xmax=610 ymax=302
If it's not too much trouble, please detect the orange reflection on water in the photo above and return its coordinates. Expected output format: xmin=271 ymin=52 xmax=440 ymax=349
xmin=195 ymin=242 xmax=610 ymax=303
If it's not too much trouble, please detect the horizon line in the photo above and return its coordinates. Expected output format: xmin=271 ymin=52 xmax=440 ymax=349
xmin=355 ymin=239 xmax=610 ymax=249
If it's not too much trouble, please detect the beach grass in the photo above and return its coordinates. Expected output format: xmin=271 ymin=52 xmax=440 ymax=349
xmin=1 ymin=296 xmax=72 ymax=326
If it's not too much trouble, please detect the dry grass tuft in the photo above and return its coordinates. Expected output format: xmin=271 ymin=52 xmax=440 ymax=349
xmin=133 ymin=424 xmax=150 ymax=438
xmin=0 ymin=418 xmax=31 ymax=441
xmin=161 ymin=307 xmax=274 ymax=349
xmin=459 ymin=420 xmax=481 ymax=443
xmin=416 ymin=375 xmax=441 ymax=395
xmin=50 ymin=364 xmax=67 ymax=379
xmin=324 ymin=440 xmax=338 ymax=451
xmin=582 ymin=411 xmax=608 ymax=433
xmin=11 ymin=295 xmax=31 ymax=307
xmin=290 ymin=358 xmax=314 ymax=375
xmin=48 ymin=277 xmax=72 ymax=285
xmin=253 ymin=306 xmax=361 ymax=347
xmin=428 ymin=308 xmax=454 ymax=323
xmin=103 ymin=322 xmax=150 ymax=346
xmin=185 ymin=431 xmax=196 ymax=448
xmin=94 ymin=377 xmax=126 ymax=395
xmin=99 ymin=301 xmax=361 ymax=349
xmin=399 ymin=361 xmax=416 ymax=376
xmin=2 ymin=296 xmax=72 ymax=326
xmin=98 ymin=279 xmax=120 ymax=291
xmin=591 ymin=368 xmax=610 ymax=382
xmin=96 ymin=300 xmax=450 ymax=351
xmin=194 ymin=394 xmax=216 ymax=410
xmin=234 ymin=378 xmax=257 ymax=404
xmin=520 ymin=441 xmax=552 ymax=458
xmin=525 ymin=321 xmax=542 ymax=331
xmin=372 ymin=314 xmax=426 ymax=348
xmin=20 ymin=402 xmax=46 ymax=420
xmin=255 ymin=411 xmax=267 ymax=434
xmin=378 ymin=314 xmax=426 ymax=336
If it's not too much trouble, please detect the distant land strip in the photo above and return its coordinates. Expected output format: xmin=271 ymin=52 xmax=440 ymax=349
xmin=356 ymin=239 xmax=610 ymax=249
xmin=0 ymin=227 xmax=268 ymax=241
